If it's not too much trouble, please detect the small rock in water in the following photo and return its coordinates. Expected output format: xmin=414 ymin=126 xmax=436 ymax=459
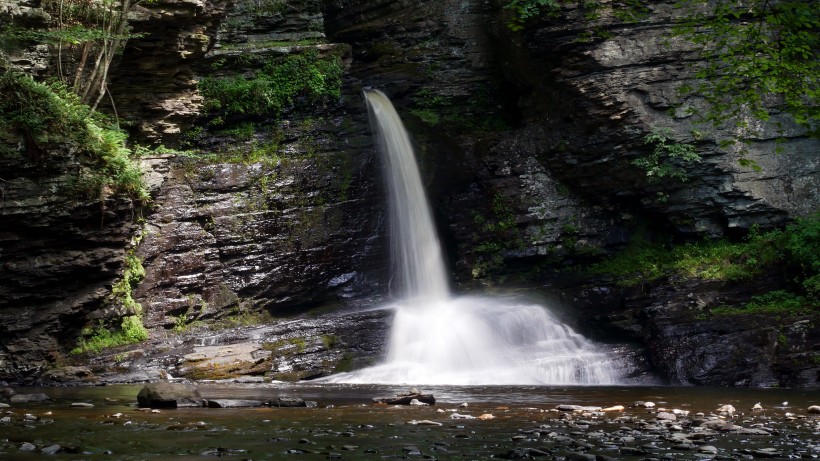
xmin=698 ymin=445 xmax=718 ymax=454
xmin=409 ymin=399 xmax=428 ymax=406
xmin=602 ymin=405 xmax=625 ymax=412
xmin=716 ymin=404 xmax=736 ymax=414
xmin=459 ymin=402 xmax=468 ymax=408
xmin=449 ymin=413 xmax=475 ymax=420
xmin=19 ymin=442 xmax=37 ymax=451
xmin=41 ymin=444 xmax=61 ymax=455
xmin=633 ymin=401 xmax=655 ymax=408
xmin=656 ymin=412 xmax=677 ymax=421
xmin=0 ymin=403 xmax=9 ymax=408
xmin=71 ymin=402 xmax=94 ymax=408
xmin=807 ymin=405 xmax=820 ymax=414
xmin=406 ymin=419 xmax=442 ymax=426
xmin=752 ymin=402 xmax=763 ymax=411
xmin=478 ymin=413 xmax=495 ymax=420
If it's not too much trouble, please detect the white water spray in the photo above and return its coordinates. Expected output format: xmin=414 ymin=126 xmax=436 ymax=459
xmin=326 ymin=89 xmax=621 ymax=385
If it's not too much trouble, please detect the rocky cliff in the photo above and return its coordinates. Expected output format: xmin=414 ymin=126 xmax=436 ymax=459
xmin=0 ymin=0 xmax=816 ymax=386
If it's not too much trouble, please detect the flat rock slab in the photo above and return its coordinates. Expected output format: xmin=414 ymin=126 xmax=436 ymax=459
xmin=207 ymin=399 xmax=264 ymax=408
xmin=182 ymin=343 xmax=271 ymax=367
xmin=137 ymin=382 xmax=203 ymax=408
xmin=373 ymin=393 xmax=436 ymax=405
xmin=10 ymin=393 xmax=50 ymax=403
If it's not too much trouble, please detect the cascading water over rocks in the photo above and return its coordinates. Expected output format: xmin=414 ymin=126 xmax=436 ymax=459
xmin=325 ymin=89 xmax=625 ymax=385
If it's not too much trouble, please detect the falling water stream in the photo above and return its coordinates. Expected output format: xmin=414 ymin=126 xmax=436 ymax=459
xmin=326 ymin=89 xmax=623 ymax=385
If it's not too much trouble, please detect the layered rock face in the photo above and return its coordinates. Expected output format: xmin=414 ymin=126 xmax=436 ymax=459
xmin=320 ymin=0 xmax=818 ymax=386
xmin=0 ymin=0 xmax=816 ymax=385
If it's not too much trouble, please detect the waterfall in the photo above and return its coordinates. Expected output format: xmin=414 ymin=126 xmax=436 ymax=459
xmin=365 ymin=90 xmax=449 ymax=301
xmin=324 ymin=89 xmax=622 ymax=385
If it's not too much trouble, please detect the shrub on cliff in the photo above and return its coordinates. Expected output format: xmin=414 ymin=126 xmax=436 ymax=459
xmin=0 ymin=71 xmax=147 ymax=201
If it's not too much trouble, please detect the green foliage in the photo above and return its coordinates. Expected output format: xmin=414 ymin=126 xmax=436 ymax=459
xmin=590 ymin=216 xmax=820 ymax=317
xmin=198 ymin=51 xmax=342 ymax=119
xmin=505 ymin=0 xmax=559 ymax=30
xmin=70 ymin=315 xmax=148 ymax=355
xmin=674 ymin=0 xmax=819 ymax=138
xmin=588 ymin=225 xmax=786 ymax=286
xmin=783 ymin=214 xmax=820 ymax=299
xmin=632 ymin=128 xmax=700 ymax=182
xmin=0 ymin=71 xmax=148 ymax=201
xmin=708 ymin=290 xmax=813 ymax=317
xmin=409 ymin=86 xmax=510 ymax=132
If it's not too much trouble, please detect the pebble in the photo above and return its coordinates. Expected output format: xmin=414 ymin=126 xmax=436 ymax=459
xmin=478 ymin=413 xmax=495 ymax=420
xmin=449 ymin=413 xmax=475 ymax=419
xmin=656 ymin=412 xmax=676 ymax=421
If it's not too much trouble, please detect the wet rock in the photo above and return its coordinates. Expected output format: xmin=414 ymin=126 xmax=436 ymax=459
xmin=602 ymin=405 xmax=624 ymax=412
xmin=70 ymin=403 xmax=94 ymax=408
xmin=406 ymin=420 xmax=442 ymax=426
xmin=751 ymin=448 xmax=782 ymax=458
xmin=808 ymin=405 xmax=820 ymax=414
xmin=716 ymin=404 xmax=736 ymax=414
xmin=19 ymin=442 xmax=36 ymax=451
xmin=566 ymin=453 xmax=596 ymax=461
xmin=10 ymin=393 xmax=50 ymax=403
xmin=206 ymin=399 xmax=264 ymax=408
xmin=632 ymin=401 xmax=655 ymax=408
xmin=556 ymin=405 xmax=602 ymax=412
xmin=41 ymin=366 xmax=94 ymax=383
xmin=698 ymin=446 xmax=718 ymax=454
xmin=373 ymin=393 xmax=435 ymax=405
xmin=137 ymin=382 xmax=204 ymax=408
xmin=41 ymin=444 xmax=61 ymax=454
xmin=271 ymin=397 xmax=307 ymax=407
xmin=0 ymin=387 xmax=15 ymax=400
xmin=656 ymin=412 xmax=676 ymax=421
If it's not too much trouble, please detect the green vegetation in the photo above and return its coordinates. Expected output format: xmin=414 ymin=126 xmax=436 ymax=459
xmin=470 ymin=193 xmax=523 ymax=278
xmin=409 ymin=87 xmax=509 ymax=132
xmin=71 ymin=244 xmax=149 ymax=354
xmin=708 ymin=290 xmax=813 ymax=317
xmin=590 ymin=215 xmax=819 ymax=316
xmin=1 ymin=0 xmax=138 ymax=110
xmin=675 ymin=0 xmax=819 ymax=139
xmin=632 ymin=128 xmax=700 ymax=182
xmin=71 ymin=315 xmax=148 ymax=355
xmin=0 ymin=72 xmax=148 ymax=201
xmin=199 ymin=50 xmax=342 ymax=120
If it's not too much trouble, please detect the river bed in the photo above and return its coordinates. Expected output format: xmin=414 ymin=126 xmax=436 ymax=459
xmin=1 ymin=384 xmax=818 ymax=460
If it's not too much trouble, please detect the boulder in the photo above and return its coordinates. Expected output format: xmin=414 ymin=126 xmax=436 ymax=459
xmin=136 ymin=383 xmax=203 ymax=408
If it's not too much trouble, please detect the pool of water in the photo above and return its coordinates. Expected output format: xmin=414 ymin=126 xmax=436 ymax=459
xmin=1 ymin=384 xmax=817 ymax=460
